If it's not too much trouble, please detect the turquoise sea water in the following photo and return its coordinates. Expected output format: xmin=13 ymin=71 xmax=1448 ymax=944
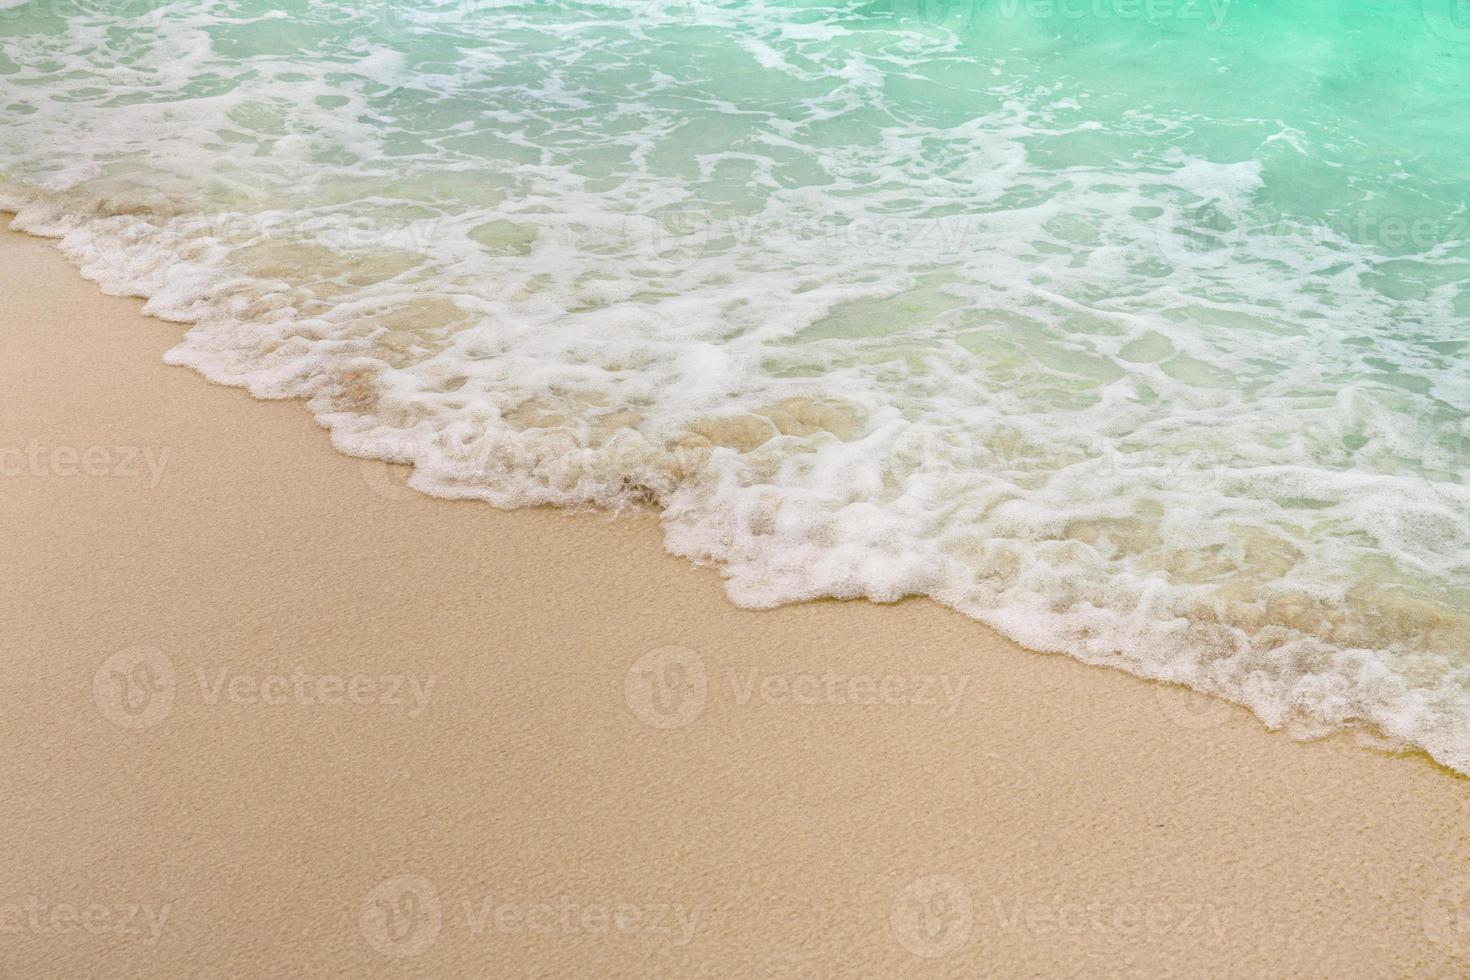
xmin=2 ymin=0 xmax=1468 ymax=769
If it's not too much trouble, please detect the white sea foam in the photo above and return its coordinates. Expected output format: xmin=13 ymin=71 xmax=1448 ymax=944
xmin=3 ymin=0 xmax=1468 ymax=771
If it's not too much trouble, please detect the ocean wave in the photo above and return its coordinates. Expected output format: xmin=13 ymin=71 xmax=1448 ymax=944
xmin=3 ymin=0 xmax=1469 ymax=771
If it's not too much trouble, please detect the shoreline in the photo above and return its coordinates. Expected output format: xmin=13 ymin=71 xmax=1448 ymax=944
xmin=10 ymin=203 xmax=1467 ymax=777
xmin=3 ymin=222 xmax=1469 ymax=975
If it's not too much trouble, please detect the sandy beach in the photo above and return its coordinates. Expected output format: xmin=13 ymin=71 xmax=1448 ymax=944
xmin=2 ymin=220 xmax=1468 ymax=976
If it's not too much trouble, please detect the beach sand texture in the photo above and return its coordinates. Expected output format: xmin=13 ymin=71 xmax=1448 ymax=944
xmin=2 ymin=223 xmax=1469 ymax=976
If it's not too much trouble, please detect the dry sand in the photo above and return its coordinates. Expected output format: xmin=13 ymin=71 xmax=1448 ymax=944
xmin=1 ymin=222 xmax=1468 ymax=977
